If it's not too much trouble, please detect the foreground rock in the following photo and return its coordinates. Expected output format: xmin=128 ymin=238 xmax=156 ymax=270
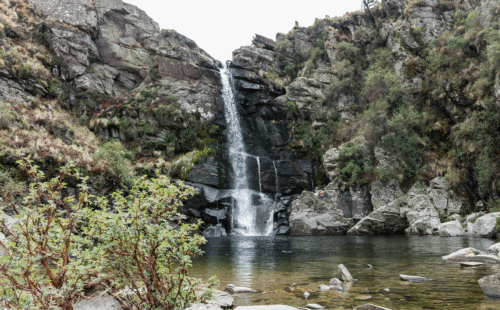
xmin=234 ymin=306 xmax=298 ymax=310
xmin=339 ymin=264 xmax=354 ymax=282
xmin=74 ymin=297 xmax=122 ymax=310
xmin=225 ymin=284 xmax=259 ymax=293
xmin=306 ymin=304 xmax=323 ymax=309
xmin=399 ymin=274 xmax=433 ymax=282
xmin=438 ymin=221 xmax=466 ymax=237
xmin=205 ymin=289 xmax=234 ymax=308
xmin=460 ymin=262 xmax=484 ymax=267
xmin=187 ymin=304 xmax=223 ymax=310
xmin=478 ymin=273 xmax=500 ymax=298
xmin=489 ymin=242 xmax=500 ymax=253
xmin=353 ymin=304 xmax=392 ymax=310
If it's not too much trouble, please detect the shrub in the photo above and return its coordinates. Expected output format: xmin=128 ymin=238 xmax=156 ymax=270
xmin=0 ymin=158 xmax=214 ymax=309
xmin=92 ymin=141 xmax=134 ymax=188
xmin=0 ymin=159 xmax=103 ymax=309
xmin=337 ymin=143 xmax=372 ymax=183
xmin=84 ymin=171 xmax=210 ymax=309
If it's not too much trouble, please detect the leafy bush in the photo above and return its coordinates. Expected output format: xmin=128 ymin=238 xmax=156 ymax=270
xmin=337 ymin=143 xmax=372 ymax=183
xmin=0 ymin=158 xmax=213 ymax=309
xmin=92 ymin=141 xmax=134 ymax=187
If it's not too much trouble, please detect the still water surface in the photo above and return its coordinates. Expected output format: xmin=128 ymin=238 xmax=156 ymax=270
xmin=191 ymin=235 xmax=500 ymax=309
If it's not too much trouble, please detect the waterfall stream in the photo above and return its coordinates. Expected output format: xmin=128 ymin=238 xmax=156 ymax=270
xmin=220 ymin=62 xmax=274 ymax=236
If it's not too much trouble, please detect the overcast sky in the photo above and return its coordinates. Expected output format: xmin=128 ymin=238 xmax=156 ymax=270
xmin=123 ymin=0 xmax=361 ymax=62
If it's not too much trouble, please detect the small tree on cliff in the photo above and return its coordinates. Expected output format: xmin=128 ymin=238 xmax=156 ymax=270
xmin=0 ymin=158 xmax=212 ymax=309
xmin=361 ymin=0 xmax=380 ymax=31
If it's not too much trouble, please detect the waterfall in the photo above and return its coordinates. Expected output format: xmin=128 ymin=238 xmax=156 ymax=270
xmin=220 ymin=62 xmax=273 ymax=236
xmin=257 ymin=157 xmax=262 ymax=193
xmin=273 ymin=161 xmax=279 ymax=199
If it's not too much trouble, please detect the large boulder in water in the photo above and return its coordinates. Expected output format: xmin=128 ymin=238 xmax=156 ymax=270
xmin=479 ymin=273 xmax=500 ymax=298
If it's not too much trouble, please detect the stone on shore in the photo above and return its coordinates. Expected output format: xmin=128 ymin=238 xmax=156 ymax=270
xmin=478 ymin=273 xmax=500 ymax=298
xmin=225 ymin=284 xmax=258 ymax=293
xmin=470 ymin=212 xmax=500 ymax=237
xmin=318 ymin=284 xmax=330 ymax=291
xmin=353 ymin=304 xmax=392 ymax=310
xmin=187 ymin=305 xmax=223 ymax=310
xmin=234 ymin=306 xmax=298 ymax=310
xmin=74 ymin=297 xmax=122 ymax=310
xmin=339 ymin=264 xmax=354 ymax=282
xmin=438 ymin=221 xmax=465 ymax=237
xmin=304 ymin=291 xmax=310 ymax=298
xmin=399 ymin=274 xmax=432 ymax=282
xmin=205 ymin=289 xmax=234 ymax=308
xmin=329 ymin=278 xmax=343 ymax=291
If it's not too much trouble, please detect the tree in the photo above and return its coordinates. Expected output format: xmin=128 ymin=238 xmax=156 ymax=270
xmin=361 ymin=0 xmax=380 ymax=32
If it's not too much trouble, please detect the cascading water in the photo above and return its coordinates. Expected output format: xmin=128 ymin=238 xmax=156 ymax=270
xmin=220 ymin=62 xmax=274 ymax=236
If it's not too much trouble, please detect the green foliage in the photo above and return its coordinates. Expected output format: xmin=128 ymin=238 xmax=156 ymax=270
xmin=336 ymin=142 xmax=372 ymax=183
xmin=84 ymin=171 xmax=210 ymax=309
xmin=0 ymin=159 xmax=103 ymax=310
xmin=335 ymin=41 xmax=362 ymax=63
xmin=0 ymin=159 xmax=213 ymax=309
xmin=93 ymin=141 xmax=134 ymax=188
xmin=0 ymin=167 xmax=26 ymax=205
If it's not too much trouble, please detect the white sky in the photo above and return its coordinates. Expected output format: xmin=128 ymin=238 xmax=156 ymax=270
xmin=123 ymin=0 xmax=361 ymax=62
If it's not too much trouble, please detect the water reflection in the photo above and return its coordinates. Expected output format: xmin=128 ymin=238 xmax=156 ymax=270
xmin=193 ymin=236 xmax=499 ymax=309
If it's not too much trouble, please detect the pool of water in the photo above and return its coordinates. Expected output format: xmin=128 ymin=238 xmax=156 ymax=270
xmin=190 ymin=235 xmax=500 ymax=309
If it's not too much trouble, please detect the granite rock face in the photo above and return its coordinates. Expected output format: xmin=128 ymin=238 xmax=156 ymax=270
xmin=470 ymin=213 xmax=500 ymax=238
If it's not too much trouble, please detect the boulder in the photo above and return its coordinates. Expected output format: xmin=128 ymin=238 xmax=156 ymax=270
xmin=353 ymin=305 xmax=392 ymax=310
xmin=338 ymin=264 xmax=353 ymax=282
xmin=347 ymin=199 xmax=408 ymax=235
xmin=252 ymin=34 xmax=276 ymax=51
xmin=478 ymin=273 xmax=500 ymax=298
xmin=305 ymin=304 xmax=323 ymax=309
xmin=202 ymin=224 xmax=227 ymax=238
xmin=471 ymin=213 xmax=500 ymax=237
xmin=205 ymin=289 xmax=234 ymax=308
xmin=489 ymin=242 xmax=500 ymax=253
xmin=442 ymin=247 xmax=486 ymax=261
xmin=186 ymin=304 xmax=223 ymax=310
xmin=234 ymin=306 xmax=298 ymax=310
xmin=460 ymin=262 xmax=484 ymax=267
xmin=438 ymin=221 xmax=466 ymax=237
xmin=399 ymin=274 xmax=432 ymax=282
xmin=74 ymin=297 xmax=122 ymax=310
xmin=1 ymin=213 xmax=17 ymax=236
xmin=370 ymin=179 xmax=404 ymax=211
xmin=225 ymin=284 xmax=258 ymax=293
xmin=0 ymin=232 xmax=7 ymax=257
xmin=318 ymin=284 xmax=331 ymax=291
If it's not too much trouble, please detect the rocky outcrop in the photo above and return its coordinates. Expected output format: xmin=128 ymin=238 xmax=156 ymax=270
xmin=348 ymin=178 xmax=464 ymax=235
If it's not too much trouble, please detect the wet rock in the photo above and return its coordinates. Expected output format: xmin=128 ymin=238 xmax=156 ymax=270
xmin=74 ymin=297 xmax=122 ymax=310
xmin=353 ymin=304 xmax=392 ymax=310
xmin=186 ymin=157 xmax=220 ymax=188
xmin=460 ymin=262 xmax=484 ymax=267
xmin=329 ymin=278 xmax=342 ymax=286
xmin=478 ymin=273 xmax=500 ymax=298
xmin=489 ymin=242 xmax=500 ymax=253
xmin=339 ymin=264 xmax=353 ymax=282
xmin=318 ymin=284 xmax=331 ymax=291
xmin=470 ymin=213 xmax=500 ymax=237
xmin=225 ymin=284 xmax=259 ymax=293
xmin=442 ymin=248 xmax=485 ymax=261
xmin=399 ymin=274 xmax=432 ymax=282
xmin=202 ymin=224 xmax=227 ymax=238
xmin=438 ymin=221 xmax=466 ymax=237
xmin=306 ymin=304 xmax=323 ymax=309
xmin=205 ymin=289 xmax=234 ymax=308
xmin=303 ymin=291 xmax=310 ymax=298
xmin=355 ymin=295 xmax=372 ymax=301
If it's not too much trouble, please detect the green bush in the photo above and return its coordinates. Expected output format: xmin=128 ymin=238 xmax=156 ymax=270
xmin=337 ymin=143 xmax=372 ymax=183
xmin=0 ymin=158 xmax=214 ymax=309
xmin=92 ymin=141 xmax=134 ymax=188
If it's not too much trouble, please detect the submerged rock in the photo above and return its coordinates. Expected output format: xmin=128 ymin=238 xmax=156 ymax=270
xmin=234 ymin=306 xmax=298 ymax=310
xmin=478 ymin=273 xmax=500 ymax=298
xmin=318 ymin=284 xmax=331 ymax=291
xmin=338 ymin=264 xmax=354 ymax=282
xmin=305 ymin=304 xmax=323 ymax=309
xmin=460 ymin=262 xmax=484 ymax=267
xmin=399 ymin=274 xmax=433 ymax=282
xmin=202 ymin=224 xmax=227 ymax=238
xmin=442 ymin=248 xmax=485 ymax=261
